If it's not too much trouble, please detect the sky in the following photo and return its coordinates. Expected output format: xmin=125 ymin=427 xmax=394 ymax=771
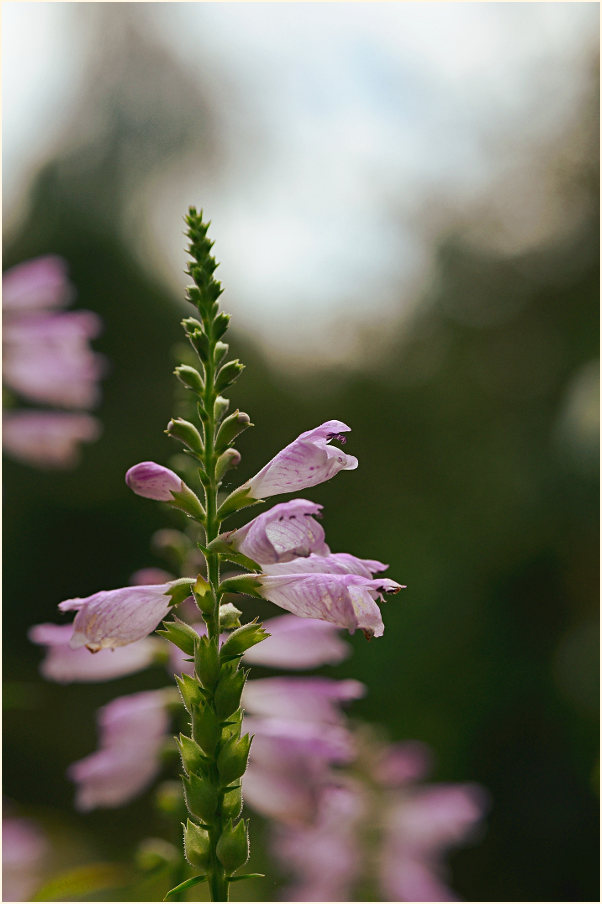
xmin=3 ymin=2 xmax=599 ymax=364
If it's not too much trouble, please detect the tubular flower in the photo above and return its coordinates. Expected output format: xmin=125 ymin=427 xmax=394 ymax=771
xmin=257 ymin=573 xmax=404 ymax=638
xmin=242 ymin=677 xmax=365 ymax=724
xmin=245 ymin=420 xmax=358 ymax=499
xmin=263 ymin=551 xmax=388 ymax=578
xmin=214 ymin=499 xmax=328 ymax=563
xmin=67 ymin=690 xmax=171 ymax=810
xmin=243 ymin=613 xmax=350 ymax=669
xmin=125 ymin=461 xmax=188 ymax=501
xmin=59 ymin=582 xmax=179 ymax=652
xmin=2 ymin=411 xmax=100 ymax=470
xmin=28 ymin=623 xmax=161 ymax=684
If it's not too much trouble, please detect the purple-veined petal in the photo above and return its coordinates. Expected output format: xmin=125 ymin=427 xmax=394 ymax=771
xmin=258 ymin=573 xmax=404 ymax=638
xmin=263 ymin=551 xmax=388 ymax=578
xmin=221 ymin=499 xmax=328 ymax=563
xmin=243 ymin=613 xmax=350 ymax=669
xmin=2 ymin=411 xmax=101 ymax=469
xmin=243 ymin=677 xmax=365 ymax=724
xmin=28 ymin=622 xmax=160 ymax=683
xmin=58 ymin=582 xmax=175 ymax=651
xmin=246 ymin=420 xmax=358 ymax=499
xmin=125 ymin=462 xmax=185 ymax=501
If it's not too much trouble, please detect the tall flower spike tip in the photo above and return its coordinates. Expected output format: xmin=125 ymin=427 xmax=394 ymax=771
xmin=245 ymin=420 xmax=358 ymax=500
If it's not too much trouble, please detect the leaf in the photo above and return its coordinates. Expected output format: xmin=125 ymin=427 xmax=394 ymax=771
xmin=31 ymin=863 xmax=131 ymax=901
xmin=228 ymin=873 xmax=266 ymax=882
xmin=163 ymin=874 xmax=207 ymax=900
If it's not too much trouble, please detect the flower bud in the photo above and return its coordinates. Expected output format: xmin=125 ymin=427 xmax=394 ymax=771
xmin=157 ymin=618 xmax=198 ymax=656
xmin=183 ymin=819 xmax=211 ymax=870
xmin=213 ymin=312 xmax=230 ymax=340
xmin=136 ymin=838 xmax=179 ymax=872
xmin=126 ymin=461 xmax=184 ymax=502
xmin=221 ymin=708 xmax=243 ymax=743
xmin=166 ymin=418 xmax=204 ymax=456
xmin=222 ymin=784 xmax=243 ymax=820
xmin=195 ymin=635 xmax=220 ymax=689
xmin=216 ymin=819 xmax=249 ymax=872
xmin=192 ymin=702 xmax=221 ymax=754
xmin=177 ymin=733 xmax=207 ymax=776
xmin=182 ymin=773 xmax=218 ymax=823
xmin=182 ymin=317 xmax=211 ymax=362
xmin=219 ymin=603 xmax=242 ymax=630
xmin=215 ymin=448 xmax=242 ymax=482
xmin=215 ymin=360 xmax=244 ymax=394
xmin=217 ymin=734 xmax=252 ymax=786
xmin=214 ymin=341 xmax=229 ymax=366
xmin=214 ymin=395 xmax=230 ymax=423
xmin=174 ymin=364 xmax=205 ymax=395
xmin=220 ymin=620 xmax=269 ymax=659
xmin=214 ymin=665 xmax=246 ymax=719
xmin=215 ymin=411 xmax=252 ymax=453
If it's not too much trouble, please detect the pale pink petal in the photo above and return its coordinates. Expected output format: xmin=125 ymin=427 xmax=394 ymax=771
xmin=223 ymin=499 xmax=328 ymax=563
xmin=258 ymin=573 xmax=403 ymax=637
xmin=28 ymin=622 xmax=159 ymax=683
xmin=263 ymin=551 xmax=387 ymax=578
xmin=2 ymin=816 xmax=48 ymax=902
xmin=243 ymin=677 xmax=365 ymax=724
xmin=3 ymin=411 xmax=100 ymax=469
xmin=243 ymin=614 xmax=350 ymax=669
xmin=246 ymin=420 xmax=358 ymax=498
xmin=389 ymin=784 xmax=489 ymax=853
xmin=2 ymin=255 xmax=73 ymax=310
xmin=130 ymin=567 xmax=175 ymax=585
xmin=125 ymin=461 xmax=185 ymax=501
xmin=375 ymin=741 xmax=434 ymax=786
xmin=59 ymin=583 xmax=174 ymax=651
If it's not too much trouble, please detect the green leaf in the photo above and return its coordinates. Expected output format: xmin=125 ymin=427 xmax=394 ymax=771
xmin=163 ymin=874 xmax=207 ymax=900
xmin=228 ymin=873 xmax=266 ymax=882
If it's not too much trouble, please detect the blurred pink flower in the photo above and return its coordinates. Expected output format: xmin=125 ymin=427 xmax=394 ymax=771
xmin=2 ymin=411 xmax=100 ymax=469
xmin=243 ymin=613 xmax=350 ymax=669
xmin=216 ymin=499 xmax=328 ymax=563
xmin=258 ymin=572 xmax=403 ymax=638
xmin=28 ymin=622 xmax=161 ymax=683
xmin=242 ymin=677 xmax=365 ymax=724
xmin=2 ymin=255 xmax=104 ymax=468
xmin=68 ymin=690 xmax=171 ymax=810
xmin=245 ymin=420 xmax=358 ymax=499
xmin=2 ymin=814 xmax=48 ymax=902
xmin=59 ymin=582 xmax=176 ymax=651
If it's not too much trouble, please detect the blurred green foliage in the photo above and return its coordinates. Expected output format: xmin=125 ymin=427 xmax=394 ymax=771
xmin=3 ymin=14 xmax=598 ymax=902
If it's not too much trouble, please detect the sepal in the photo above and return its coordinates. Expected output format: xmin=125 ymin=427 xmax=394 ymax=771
xmin=157 ymin=617 xmax=198 ymax=656
xmin=166 ymin=578 xmax=195 ymax=606
xmin=216 ymin=820 xmax=249 ymax=872
xmin=193 ymin=575 xmax=213 ymax=614
xmin=214 ymin=664 xmax=246 ymax=719
xmin=222 ymin=784 xmax=243 ymax=820
xmin=212 ymin=312 xmax=230 ymax=340
xmin=195 ymin=635 xmax=220 ymax=689
xmin=192 ymin=702 xmax=221 ymax=754
xmin=177 ymin=733 xmax=208 ymax=775
xmin=174 ymin=364 xmax=205 ymax=395
xmin=170 ymin=484 xmax=206 ymax=521
xmin=175 ymin=673 xmax=204 ymax=714
xmin=183 ymin=819 xmax=211 ymax=869
xmin=214 ymin=341 xmax=229 ymax=366
xmin=217 ymin=484 xmax=258 ymax=519
xmin=182 ymin=773 xmax=218 ymax=822
xmin=220 ymin=619 xmax=269 ymax=658
xmin=219 ymin=576 xmax=263 ymax=599
xmin=217 ymin=734 xmax=252 ymax=785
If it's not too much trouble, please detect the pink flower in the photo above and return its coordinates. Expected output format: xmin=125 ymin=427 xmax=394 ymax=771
xmin=257 ymin=573 xmax=404 ymax=638
xmin=2 ymin=411 xmax=101 ymax=469
xmin=28 ymin=623 xmax=160 ymax=683
xmin=242 ymin=677 xmax=365 ymax=724
xmin=67 ymin=690 xmax=171 ymax=810
xmin=2 ymin=255 xmax=74 ymax=310
xmin=216 ymin=499 xmax=329 ymax=563
xmin=2 ymin=814 xmax=48 ymax=902
xmin=125 ymin=461 xmax=187 ymax=501
xmin=243 ymin=614 xmax=350 ymax=669
xmin=263 ymin=551 xmax=388 ymax=578
xmin=59 ymin=582 xmax=177 ymax=651
xmin=272 ymin=783 xmax=366 ymax=900
xmin=380 ymin=783 xmax=488 ymax=902
xmin=245 ymin=420 xmax=358 ymax=499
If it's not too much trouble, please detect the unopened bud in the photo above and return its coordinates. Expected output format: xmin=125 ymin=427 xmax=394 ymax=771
xmin=215 ymin=360 xmax=244 ymax=393
xmin=214 ymin=396 xmax=230 ymax=423
xmin=192 ymin=701 xmax=221 ymax=754
xmin=213 ymin=312 xmax=230 ymax=340
xmin=174 ymin=365 xmax=205 ymax=395
xmin=220 ymin=619 xmax=269 ymax=658
xmin=175 ymin=673 xmax=204 ymax=714
xmin=214 ymin=341 xmax=229 ymax=366
xmin=184 ymin=819 xmax=211 ymax=870
xmin=222 ymin=784 xmax=243 ymax=820
xmin=182 ymin=773 xmax=218 ymax=823
xmin=219 ymin=602 xmax=242 ymax=630
xmin=216 ymin=820 xmax=249 ymax=873
xmin=157 ymin=618 xmax=198 ymax=656
xmin=177 ymin=733 xmax=207 ymax=776
xmin=193 ymin=575 xmax=213 ymax=614
xmin=215 ymin=448 xmax=242 ymax=482
xmin=195 ymin=635 xmax=220 ymax=689
xmin=217 ymin=734 xmax=252 ymax=786
xmin=166 ymin=418 xmax=204 ymax=456
xmin=215 ymin=410 xmax=252 ymax=453
xmin=214 ymin=665 xmax=246 ymax=719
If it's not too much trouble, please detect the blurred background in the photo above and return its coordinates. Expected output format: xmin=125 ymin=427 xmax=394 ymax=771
xmin=3 ymin=2 xmax=599 ymax=901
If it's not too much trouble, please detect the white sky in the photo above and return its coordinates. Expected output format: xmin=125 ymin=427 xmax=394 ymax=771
xmin=2 ymin=2 xmax=599 ymax=364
